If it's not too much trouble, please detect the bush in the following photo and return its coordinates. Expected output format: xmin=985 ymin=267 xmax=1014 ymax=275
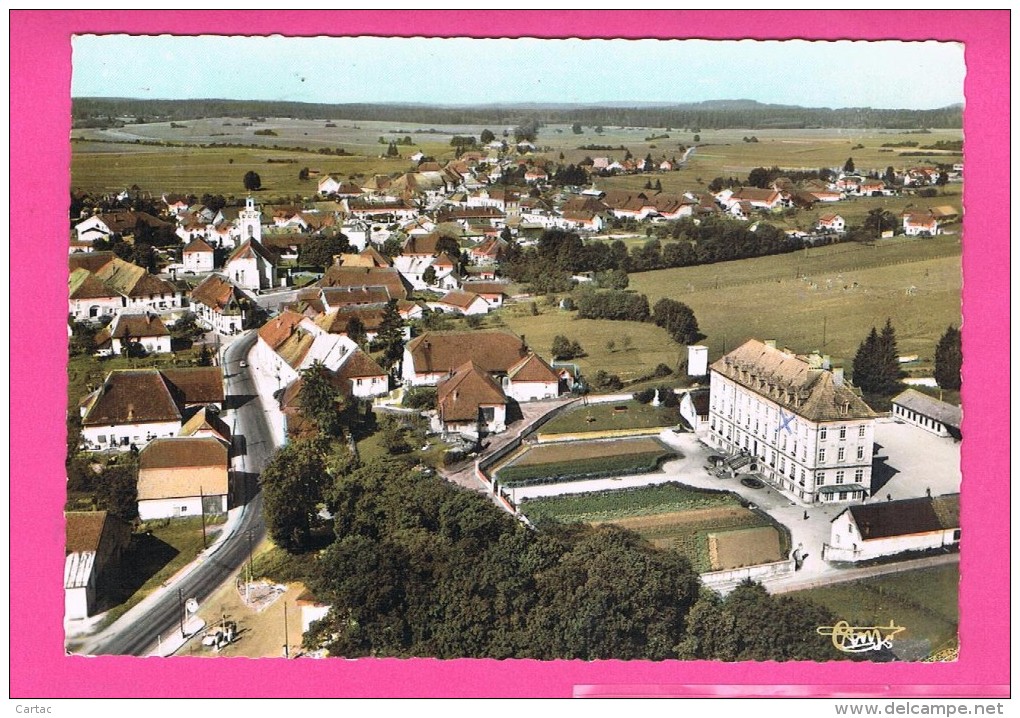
xmin=591 ymin=370 xmax=624 ymax=392
xmin=653 ymin=363 xmax=673 ymax=378
xmin=402 ymin=386 xmax=437 ymax=410
xmin=633 ymin=388 xmax=656 ymax=404
xmin=657 ymin=385 xmax=679 ymax=407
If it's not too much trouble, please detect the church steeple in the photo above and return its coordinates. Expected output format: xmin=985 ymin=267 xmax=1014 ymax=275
xmin=239 ymin=194 xmax=261 ymax=242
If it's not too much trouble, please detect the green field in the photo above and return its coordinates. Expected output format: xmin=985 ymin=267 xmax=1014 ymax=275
xmin=539 ymin=399 xmax=679 ymax=435
xmin=495 ymin=303 xmax=680 ymax=383
xmin=788 ymin=564 xmax=959 ymax=658
xmin=628 ymin=235 xmax=962 ymax=365
xmin=496 ymin=438 xmax=676 ymax=488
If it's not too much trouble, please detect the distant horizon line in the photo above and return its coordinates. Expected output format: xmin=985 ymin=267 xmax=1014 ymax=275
xmin=72 ymin=97 xmax=965 ymax=113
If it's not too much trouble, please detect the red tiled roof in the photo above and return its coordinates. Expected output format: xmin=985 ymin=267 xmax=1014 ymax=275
xmin=406 ymin=330 xmax=527 ymax=375
xmin=437 ymin=361 xmax=507 ymax=422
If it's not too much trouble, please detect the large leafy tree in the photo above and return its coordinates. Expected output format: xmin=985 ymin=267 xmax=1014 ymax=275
xmin=299 ymin=234 xmax=350 ymax=270
xmin=298 ymin=361 xmax=346 ymax=438
xmin=243 ymin=170 xmax=262 ymax=191
xmin=260 ymin=438 xmax=331 ymax=551
xmin=934 ymin=325 xmax=962 ymax=391
xmin=652 ymin=298 xmax=701 ymax=345
xmin=676 ymin=580 xmax=841 ymax=661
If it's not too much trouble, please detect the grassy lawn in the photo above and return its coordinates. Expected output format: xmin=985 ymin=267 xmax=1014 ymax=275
xmin=496 ymin=440 xmax=676 ymax=488
xmin=98 ymin=516 xmax=224 ymax=628
xmin=628 ymin=235 xmax=961 ymax=364
xmin=788 ymin=564 xmax=959 ymax=656
xmin=495 ymin=304 xmax=681 ymax=383
xmin=539 ymin=399 xmax=680 ymax=435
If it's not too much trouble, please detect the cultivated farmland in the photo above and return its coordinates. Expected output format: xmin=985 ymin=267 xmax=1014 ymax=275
xmin=495 ymin=437 xmax=676 ymax=488
xmin=520 ymin=483 xmax=788 ymax=572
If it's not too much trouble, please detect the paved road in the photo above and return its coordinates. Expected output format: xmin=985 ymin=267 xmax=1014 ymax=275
xmin=86 ymin=331 xmax=277 ymax=656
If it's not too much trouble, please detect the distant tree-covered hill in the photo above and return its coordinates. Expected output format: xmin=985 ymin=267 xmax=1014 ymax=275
xmin=71 ymin=97 xmax=962 ymax=130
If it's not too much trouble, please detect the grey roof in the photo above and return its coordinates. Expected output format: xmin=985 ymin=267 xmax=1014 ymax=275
xmin=892 ymin=388 xmax=962 ymax=429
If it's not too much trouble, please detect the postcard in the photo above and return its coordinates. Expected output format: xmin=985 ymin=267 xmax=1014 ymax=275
xmin=10 ymin=10 xmax=1010 ymax=700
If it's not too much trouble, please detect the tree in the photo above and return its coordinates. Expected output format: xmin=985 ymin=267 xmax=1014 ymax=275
xmin=747 ymin=167 xmax=771 ymax=189
xmin=243 ymin=171 xmax=262 ymax=191
xmin=863 ymin=208 xmax=896 ymax=237
xmin=843 ymin=157 xmax=855 ymax=174
xmin=345 ymin=316 xmax=368 ymax=346
xmin=375 ymin=299 xmax=405 ymax=370
xmin=884 ymin=166 xmax=897 ymax=185
xmin=936 ymin=170 xmax=949 ymax=189
xmin=299 ymin=234 xmax=351 ymax=270
xmin=480 ymin=129 xmax=495 ymax=144
xmin=693 ymin=134 xmax=700 ymax=142
xmin=95 ymin=462 xmax=139 ymax=521
xmin=298 ymin=167 xmax=310 ymax=181
xmin=853 ymin=320 xmax=902 ymax=396
xmin=299 ymin=361 xmax=346 ymax=438
xmin=261 ymin=439 xmax=331 ymax=552
xmin=551 ymin=335 xmax=583 ymax=360
xmin=69 ymin=320 xmax=98 ymax=357
xmin=652 ymin=298 xmax=700 ymax=345
xmin=435 ymin=235 xmax=461 ymax=259
xmin=571 ymin=122 xmax=583 ymax=134
xmin=422 ymin=265 xmax=437 ymax=286
xmin=387 ymin=142 xmax=400 ymax=157
xmin=934 ymin=325 xmax=962 ymax=391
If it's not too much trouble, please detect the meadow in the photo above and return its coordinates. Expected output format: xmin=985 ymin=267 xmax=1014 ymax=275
xmin=71 ymin=120 xmax=962 ymax=202
xmin=492 ymin=235 xmax=961 ymax=382
xmin=788 ymin=564 xmax=959 ymax=658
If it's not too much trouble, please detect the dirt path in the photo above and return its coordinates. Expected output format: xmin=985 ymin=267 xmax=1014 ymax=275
xmin=178 ymin=572 xmax=307 ymax=658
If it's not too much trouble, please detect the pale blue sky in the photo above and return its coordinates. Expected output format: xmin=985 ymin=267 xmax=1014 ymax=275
xmin=72 ymin=35 xmax=965 ymax=110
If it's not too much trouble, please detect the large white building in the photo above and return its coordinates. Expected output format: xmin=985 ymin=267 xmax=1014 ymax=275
xmin=707 ymin=339 xmax=877 ymax=505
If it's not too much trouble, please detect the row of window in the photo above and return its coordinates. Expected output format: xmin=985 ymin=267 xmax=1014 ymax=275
xmin=712 ymin=420 xmax=867 ymax=465
xmin=819 ymin=425 xmax=867 ymax=441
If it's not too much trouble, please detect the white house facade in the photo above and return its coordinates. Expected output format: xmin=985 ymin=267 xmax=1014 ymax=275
xmin=707 ymin=340 xmax=877 ymax=505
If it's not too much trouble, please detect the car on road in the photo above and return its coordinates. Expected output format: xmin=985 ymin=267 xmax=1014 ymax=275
xmin=740 ymin=477 xmax=765 ymax=489
xmin=239 ymin=360 xmax=247 ymax=368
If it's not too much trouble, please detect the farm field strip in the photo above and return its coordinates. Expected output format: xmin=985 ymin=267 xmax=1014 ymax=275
xmin=520 ymin=483 xmax=743 ymax=524
xmin=510 ymin=437 xmax=669 ymax=466
xmin=495 ymin=446 xmax=677 ymax=488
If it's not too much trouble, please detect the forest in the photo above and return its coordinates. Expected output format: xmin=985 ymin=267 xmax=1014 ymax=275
xmin=72 ymin=97 xmax=963 ymax=130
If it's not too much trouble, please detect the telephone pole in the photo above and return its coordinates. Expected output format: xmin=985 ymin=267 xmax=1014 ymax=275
xmin=283 ymin=602 xmax=290 ymax=659
xmin=199 ymin=486 xmax=207 ymax=548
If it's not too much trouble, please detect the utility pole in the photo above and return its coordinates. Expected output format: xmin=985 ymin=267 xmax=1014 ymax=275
xmin=822 ymin=316 xmax=827 ymax=348
xmin=283 ymin=602 xmax=290 ymax=659
xmin=199 ymin=486 xmax=207 ymax=549
xmin=178 ymin=588 xmax=185 ymax=638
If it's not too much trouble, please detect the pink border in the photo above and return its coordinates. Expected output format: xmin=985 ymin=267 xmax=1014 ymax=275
xmin=11 ymin=10 xmax=1009 ymax=698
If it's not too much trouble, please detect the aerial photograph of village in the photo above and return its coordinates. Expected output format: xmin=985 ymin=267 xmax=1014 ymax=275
xmin=64 ymin=35 xmax=965 ymax=663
